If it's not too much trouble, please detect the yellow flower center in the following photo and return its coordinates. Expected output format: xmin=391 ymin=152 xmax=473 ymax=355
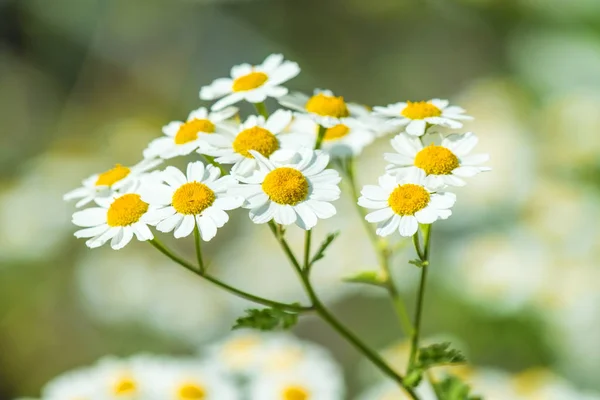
xmin=401 ymin=101 xmax=442 ymax=120
xmin=113 ymin=377 xmax=136 ymax=396
xmin=414 ymin=144 xmax=460 ymax=175
xmin=172 ymin=182 xmax=216 ymax=215
xmin=305 ymin=93 xmax=349 ymax=118
xmin=282 ymin=386 xmax=310 ymax=400
xmin=222 ymin=336 xmax=261 ymax=368
xmin=174 ymin=119 xmax=216 ymax=145
xmin=232 ymin=71 xmax=268 ymax=92
xmin=107 ymin=194 xmax=149 ymax=227
xmin=512 ymin=368 xmax=548 ymax=395
xmin=232 ymin=126 xmax=280 ymax=158
xmin=388 ymin=184 xmax=430 ymax=216
xmin=323 ymin=124 xmax=350 ymax=142
xmin=95 ymin=164 xmax=131 ymax=187
xmin=262 ymin=167 xmax=309 ymax=205
xmin=178 ymin=383 xmax=206 ymax=400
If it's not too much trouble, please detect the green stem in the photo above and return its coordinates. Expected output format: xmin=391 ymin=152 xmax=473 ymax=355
xmin=148 ymin=238 xmax=311 ymax=312
xmin=408 ymin=224 xmax=432 ymax=370
xmin=304 ymin=229 xmax=312 ymax=273
xmin=202 ymin=155 xmax=227 ymax=176
xmin=315 ymin=125 xmax=327 ymax=150
xmin=254 ymin=102 xmax=269 ymax=118
xmin=344 ymin=157 xmax=413 ymax=336
xmin=193 ymin=225 xmax=205 ymax=273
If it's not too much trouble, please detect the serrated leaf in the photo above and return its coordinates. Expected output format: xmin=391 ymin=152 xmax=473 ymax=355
xmin=343 ymin=270 xmax=387 ymax=288
xmin=409 ymin=259 xmax=429 ymax=268
xmin=419 ymin=342 xmax=466 ymax=369
xmin=434 ymin=375 xmax=482 ymax=400
xmin=232 ymin=307 xmax=299 ymax=331
xmin=310 ymin=231 xmax=340 ymax=265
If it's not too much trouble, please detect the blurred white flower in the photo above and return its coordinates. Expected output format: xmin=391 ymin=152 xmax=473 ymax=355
xmin=280 ymin=89 xmax=353 ymax=128
xmin=41 ymin=366 xmax=100 ymax=400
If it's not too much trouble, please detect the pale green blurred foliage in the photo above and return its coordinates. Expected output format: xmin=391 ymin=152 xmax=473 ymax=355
xmin=1 ymin=0 xmax=600 ymax=398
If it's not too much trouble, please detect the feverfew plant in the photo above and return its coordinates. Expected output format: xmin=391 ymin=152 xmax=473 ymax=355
xmin=64 ymin=53 xmax=490 ymax=399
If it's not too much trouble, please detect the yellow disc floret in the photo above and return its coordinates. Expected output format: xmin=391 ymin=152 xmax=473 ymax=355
xmin=232 ymin=126 xmax=280 ymax=158
xmin=388 ymin=184 xmax=430 ymax=216
xmin=113 ymin=377 xmax=137 ymax=396
xmin=282 ymin=386 xmax=310 ymax=400
xmin=414 ymin=144 xmax=460 ymax=175
xmin=262 ymin=168 xmax=309 ymax=205
xmin=401 ymin=101 xmax=442 ymax=120
xmin=174 ymin=119 xmax=216 ymax=145
xmin=305 ymin=93 xmax=349 ymax=118
xmin=107 ymin=194 xmax=149 ymax=227
xmin=172 ymin=182 xmax=216 ymax=215
xmin=232 ymin=71 xmax=268 ymax=92
xmin=95 ymin=164 xmax=131 ymax=187
xmin=323 ymin=124 xmax=350 ymax=142
xmin=178 ymin=383 xmax=206 ymax=400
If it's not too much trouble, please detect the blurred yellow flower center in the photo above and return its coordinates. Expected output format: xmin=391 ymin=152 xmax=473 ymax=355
xmin=323 ymin=124 xmax=350 ymax=142
xmin=262 ymin=168 xmax=309 ymax=205
xmin=174 ymin=119 xmax=216 ymax=145
xmin=107 ymin=194 xmax=149 ymax=227
xmin=414 ymin=145 xmax=460 ymax=175
xmin=512 ymin=368 xmax=548 ymax=395
xmin=178 ymin=383 xmax=206 ymax=399
xmin=401 ymin=101 xmax=442 ymax=120
xmin=388 ymin=184 xmax=430 ymax=216
xmin=282 ymin=386 xmax=310 ymax=400
xmin=222 ymin=336 xmax=261 ymax=367
xmin=95 ymin=164 xmax=130 ymax=187
xmin=233 ymin=71 xmax=268 ymax=92
xmin=305 ymin=93 xmax=349 ymax=118
xmin=232 ymin=126 xmax=280 ymax=158
xmin=113 ymin=377 xmax=137 ymax=395
xmin=172 ymin=182 xmax=216 ymax=215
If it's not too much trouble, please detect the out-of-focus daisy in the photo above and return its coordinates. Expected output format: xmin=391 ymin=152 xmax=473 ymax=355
xmin=201 ymin=110 xmax=308 ymax=176
xmin=205 ymin=330 xmax=268 ymax=374
xmin=290 ymin=115 xmax=375 ymax=157
xmin=200 ymin=54 xmax=300 ymax=110
xmin=141 ymin=162 xmax=243 ymax=240
xmin=93 ymin=355 xmax=151 ymax=399
xmin=143 ymin=107 xmax=237 ymax=160
xmin=358 ymin=170 xmax=456 ymax=237
xmin=234 ymin=149 xmax=341 ymax=230
xmin=42 ymin=367 xmax=100 ymax=400
xmin=248 ymin=358 xmax=345 ymax=400
xmin=279 ymin=89 xmax=354 ymax=128
xmin=63 ymin=159 xmax=161 ymax=208
xmin=373 ymin=99 xmax=472 ymax=136
xmin=71 ymin=186 xmax=154 ymax=250
xmin=385 ymin=132 xmax=490 ymax=188
xmin=349 ymin=103 xmax=401 ymax=138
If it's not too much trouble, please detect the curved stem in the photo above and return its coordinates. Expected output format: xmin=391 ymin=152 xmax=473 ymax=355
xmin=202 ymin=155 xmax=227 ymax=176
xmin=254 ymin=102 xmax=269 ymax=118
xmin=148 ymin=239 xmax=312 ymax=313
xmin=193 ymin=225 xmax=205 ymax=273
xmin=315 ymin=125 xmax=327 ymax=150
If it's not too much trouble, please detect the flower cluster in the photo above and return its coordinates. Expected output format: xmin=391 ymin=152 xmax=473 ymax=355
xmin=64 ymin=53 xmax=489 ymax=249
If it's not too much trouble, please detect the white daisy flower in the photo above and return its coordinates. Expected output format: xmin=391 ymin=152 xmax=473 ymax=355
xmin=200 ymin=54 xmax=300 ymax=111
xmin=358 ymin=170 xmax=456 ymax=237
xmin=140 ymin=161 xmax=243 ymax=240
xmin=93 ymin=355 xmax=153 ymax=399
xmin=201 ymin=109 xmax=308 ymax=176
xmin=279 ymin=89 xmax=354 ymax=128
xmin=234 ymin=148 xmax=341 ymax=230
xmin=348 ymin=103 xmax=401 ymax=138
xmin=385 ymin=132 xmax=490 ymax=188
xmin=143 ymin=106 xmax=238 ymax=160
xmin=290 ymin=115 xmax=375 ymax=157
xmin=205 ymin=330 xmax=269 ymax=374
xmin=41 ymin=367 xmax=101 ymax=400
xmin=373 ymin=99 xmax=472 ymax=136
xmin=71 ymin=186 xmax=155 ymax=250
xmin=63 ymin=158 xmax=162 ymax=208
xmin=248 ymin=357 xmax=345 ymax=400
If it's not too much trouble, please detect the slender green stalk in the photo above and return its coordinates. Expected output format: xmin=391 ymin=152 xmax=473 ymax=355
xmin=203 ymin=155 xmax=226 ymax=175
xmin=254 ymin=102 xmax=269 ymax=118
xmin=315 ymin=125 xmax=327 ymax=150
xmin=408 ymin=224 xmax=432 ymax=370
xmin=412 ymin=231 xmax=425 ymax=261
xmin=193 ymin=225 xmax=205 ymax=273
xmin=304 ymin=229 xmax=312 ymax=272
xmin=148 ymin=238 xmax=311 ymax=312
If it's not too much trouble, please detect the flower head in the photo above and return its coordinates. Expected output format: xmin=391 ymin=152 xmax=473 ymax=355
xmin=140 ymin=162 xmax=243 ymax=240
xmin=63 ymin=159 xmax=162 ymax=208
xmin=385 ymin=132 xmax=490 ymax=188
xmin=143 ymin=107 xmax=238 ymax=160
xmin=200 ymin=54 xmax=300 ymax=110
xmin=41 ymin=367 xmax=100 ymax=400
xmin=373 ymin=99 xmax=472 ymax=136
xmin=234 ymin=148 xmax=341 ymax=230
xmin=358 ymin=170 xmax=456 ymax=237
xmin=279 ymin=89 xmax=355 ymax=128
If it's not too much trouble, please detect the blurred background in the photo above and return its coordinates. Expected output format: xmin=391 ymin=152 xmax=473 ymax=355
xmin=1 ymin=0 xmax=600 ymax=398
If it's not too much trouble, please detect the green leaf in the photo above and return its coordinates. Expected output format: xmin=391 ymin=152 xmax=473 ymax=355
xmin=409 ymin=259 xmax=429 ymax=268
xmin=418 ymin=342 xmax=466 ymax=369
xmin=310 ymin=231 xmax=340 ymax=265
xmin=342 ymin=270 xmax=387 ymax=288
xmin=232 ymin=307 xmax=299 ymax=331
xmin=434 ymin=375 xmax=482 ymax=400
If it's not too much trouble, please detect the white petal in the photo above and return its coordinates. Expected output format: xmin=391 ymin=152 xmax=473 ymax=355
xmin=139 ymin=184 xmax=173 ymax=206
xmin=186 ymin=161 xmax=206 ymax=182
xmin=197 ymin=215 xmax=218 ymax=241
xmin=443 ymin=132 xmax=478 ymax=156
xmin=204 ymin=207 xmax=229 ymax=228
xmin=131 ymin=223 xmax=154 ymax=241
xmin=162 ymin=166 xmax=187 ymax=187
xmin=306 ymin=200 xmax=336 ymax=219
xmin=390 ymin=133 xmax=421 ymax=156
xmin=429 ymin=98 xmax=449 ymax=109
xmin=74 ymin=224 xmax=110 ymax=239
xmin=111 ymin=228 xmax=134 ymax=250
xmin=358 ymin=197 xmax=388 ymax=209
xmin=414 ymin=206 xmax=438 ymax=224
xmin=86 ymin=227 xmax=119 ymax=248
xmin=294 ymin=202 xmax=318 ymax=230
xmin=399 ymin=216 xmax=419 ymax=237
xmin=460 ymin=153 xmax=489 ymax=165
xmin=405 ymin=120 xmax=427 ymax=136
xmin=452 ymin=166 xmax=481 ymax=178
xmin=361 ymin=185 xmax=389 ymax=201
xmin=213 ymin=196 xmax=244 ymax=211
xmin=430 ymin=192 xmax=457 ymax=209
xmin=157 ymin=214 xmax=183 ymax=233
xmin=174 ymin=214 xmax=196 ymax=238
xmin=376 ymin=214 xmax=401 ymax=237
xmin=250 ymin=202 xmax=276 ymax=224
xmin=265 ymin=109 xmax=292 ymax=133
xmin=261 ymin=53 xmax=284 ymax=71
xmin=72 ymin=208 xmax=107 ymax=227
xmin=244 ymin=89 xmax=268 ymax=103
xmin=274 ymin=205 xmax=297 ymax=226
xmin=212 ymin=92 xmax=245 ymax=111
xmin=366 ymin=207 xmax=395 ymax=223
